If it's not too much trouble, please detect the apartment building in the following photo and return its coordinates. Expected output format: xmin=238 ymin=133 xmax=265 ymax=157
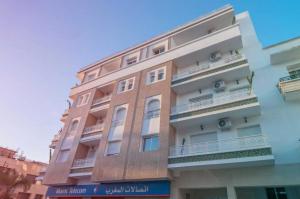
xmin=44 ymin=5 xmax=300 ymax=199
xmin=0 ymin=147 xmax=48 ymax=199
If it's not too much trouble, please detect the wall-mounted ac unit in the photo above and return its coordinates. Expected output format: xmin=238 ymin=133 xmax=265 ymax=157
xmin=209 ymin=51 xmax=222 ymax=62
xmin=218 ymin=118 xmax=232 ymax=130
xmin=207 ymin=28 xmax=215 ymax=34
xmin=214 ymin=80 xmax=226 ymax=92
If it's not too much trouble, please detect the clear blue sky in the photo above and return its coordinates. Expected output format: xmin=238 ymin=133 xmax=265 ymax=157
xmin=0 ymin=0 xmax=299 ymax=162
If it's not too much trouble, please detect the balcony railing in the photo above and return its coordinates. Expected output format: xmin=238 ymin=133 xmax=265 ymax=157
xmin=92 ymin=95 xmax=112 ymax=105
xmin=171 ymin=88 xmax=250 ymax=115
xmin=279 ymin=74 xmax=300 ymax=82
xmin=83 ymin=123 xmax=104 ymax=134
xmin=169 ymin=135 xmax=268 ymax=157
xmin=72 ymin=158 xmax=95 ymax=168
xmin=278 ymin=75 xmax=300 ymax=99
xmin=172 ymin=54 xmax=243 ymax=81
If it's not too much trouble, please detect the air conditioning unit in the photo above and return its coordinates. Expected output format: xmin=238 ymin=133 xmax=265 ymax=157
xmin=207 ymin=28 xmax=215 ymax=34
xmin=214 ymin=80 xmax=226 ymax=92
xmin=218 ymin=118 xmax=232 ymax=130
xmin=209 ymin=51 xmax=222 ymax=62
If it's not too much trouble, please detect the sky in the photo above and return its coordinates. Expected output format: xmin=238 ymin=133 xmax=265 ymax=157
xmin=0 ymin=0 xmax=299 ymax=163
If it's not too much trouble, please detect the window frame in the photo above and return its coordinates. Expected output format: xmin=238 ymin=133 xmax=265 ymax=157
xmin=56 ymin=149 xmax=70 ymax=163
xmin=76 ymin=93 xmax=90 ymax=107
xmin=146 ymin=66 xmax=166 ymax=85
xmin=152 ymin=45 xmax=165 ymax=56
xmin=118 ymin=77 xmax=135 ymax=93
xmin=126 ymin=56 xmax=137 ymax=66
xmin=106 ymin=140 xmax=122 ymax=156
xmin=142 ymin=134 xmax=159 ymax=152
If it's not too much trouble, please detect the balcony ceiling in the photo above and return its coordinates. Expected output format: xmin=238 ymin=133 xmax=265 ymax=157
xmin=170 ymin=100 xmax=260 ymax=128
xmin=174 ymin=32 xmax=242 ymax=68
xmin=168 ymin=154 xmax=274 ymax=171
xmin=172 ymin=63 xmax=250 ymax=94
xmin=172 ymin=10 xmax=234 ymax=48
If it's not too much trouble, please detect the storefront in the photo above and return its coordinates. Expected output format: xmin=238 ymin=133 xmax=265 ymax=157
xmin=46 ymin=180 xmax=170 ymax=199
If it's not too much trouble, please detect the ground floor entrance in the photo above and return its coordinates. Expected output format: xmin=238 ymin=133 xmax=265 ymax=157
xmin=236 ymin=186 xmax=300 ymax=199
xmin=178 ymin=186 xmax=300 ymax=199
xmin=171 ymin=164 xmax=300 ymax=199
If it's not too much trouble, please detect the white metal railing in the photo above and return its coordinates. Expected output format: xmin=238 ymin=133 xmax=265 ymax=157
xmin=92 ymin=95 xmax=112 ymax=105
xmin=83 ymin=123 xmax=104 ymax=134
xmin=278 ymin=77 xmax=300 ymax=93
xmin=172 ymin=54 xmax=243 ymax=81
xmin=169 ymin=135 xmax=268 ymax=157
xmin=72 ymin=158 xmax=95 ymax=168
xmin=171 ymin=89 xmax=251 ymax=115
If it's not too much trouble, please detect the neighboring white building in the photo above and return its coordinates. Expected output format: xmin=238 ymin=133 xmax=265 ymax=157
xmin=45 ymin=5 xmax=300 ymax=199
xmin=170 ymin=11 xmax=300 ymax=199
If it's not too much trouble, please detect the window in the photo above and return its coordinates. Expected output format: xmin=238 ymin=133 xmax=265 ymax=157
xmin=149 ymin=72 xmax=156 ymax=83
xmin=266 ymin=187 xmax=287 ymax=199
xmin=111 ymin=107 xmax=127 ymax=126
xmin=152 ymin=46 xmax=165 ymax=55
xmin=237 ymin=125 xmax=262 ymax=137
xmin=34 ymin=194 xmax=43 ymax=199
xmin=146 ymin=99 xmax=160 ymax=119
xmin=69 ymin=120 xmax=79 ymax=132
xmin=157 ymin=69 xmax=165 ymax=80
xmin=126 ymin=57 xmax=137 ymax=66
xmin=106 ymin=141 xmax=122 ymax=155
xmin=76 ymin=93 xmax=90 ymax=107
xmin=143 ymin=135 xmax=159 ymax=152
xmin=85 ymin=73 xmax=96 ymax=82
xmin=190 ymin=132 xmax=218 ymax=152
xmin=147 ymin=67 xmax=166 ymax=85
xmin=83 ymin=70 xmax=98 ymax=83
xmin=128 ymin=79 xmax=134 ymax=90
xmin=119 ymin=81 xmax=126 ymax=92
xmin=118 ymin=77 xmax=135 ymax=93
xmin=56 ymin=150 xmax=70 ymax=162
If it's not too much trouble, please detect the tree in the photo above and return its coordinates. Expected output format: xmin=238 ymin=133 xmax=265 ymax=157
xmin=0 ymin=168 xmax=31 ymax=199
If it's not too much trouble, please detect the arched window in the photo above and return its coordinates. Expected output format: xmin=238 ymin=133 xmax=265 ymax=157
xmin=112 ymin=107 xmax=126 ymax=126
xmin=146 ymin=99 xmax=160 ymax=118
xmin=69 ymin=120 xmax=79 ymax=132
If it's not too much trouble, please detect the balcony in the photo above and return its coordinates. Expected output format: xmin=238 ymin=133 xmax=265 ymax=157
xmin=60 ymin=109 xmax=69 ymax=122
xmin=90 ymin=96 xmax=110 ymax=114
xmin=80 ymin=124 xmax=103 ymax=144
xmin=168 ymin=135 xmax=274 ymax=170
xmin=170 ymin=89 xmax=260 ymax=127
xmin=172 ymin=54 xmax=249 ymax=94
xmin=49 ymin=133 xmax=61 ymax=149
xmin=92 ymin=95 xmax=112 ymax=106
xmin=278 ymin=75 xmax=300 ymax=100
xmin=72 ymin=158 xmax=95 ymax=168
xmin=70 ymin=15 xmax=240 ymax=97
xmin=69 ymin=158 xmax=95 ymax=178
xmin=83 ymin=123 xmax=104 ymax=134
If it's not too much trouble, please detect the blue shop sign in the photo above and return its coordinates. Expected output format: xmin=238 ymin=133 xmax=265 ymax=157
xmin=47 ymin=180 xmax=170 ymax=197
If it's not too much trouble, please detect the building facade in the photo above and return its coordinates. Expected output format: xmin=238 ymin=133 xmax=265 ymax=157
xmin=0 ymin=147 xmax=48 ymax=199
xmin=44 ymin=5 xmax=300 ymax=199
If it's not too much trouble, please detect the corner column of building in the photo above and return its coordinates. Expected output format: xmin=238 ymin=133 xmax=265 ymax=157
xmin=227 ymin=185 xmax=237 ymax=199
